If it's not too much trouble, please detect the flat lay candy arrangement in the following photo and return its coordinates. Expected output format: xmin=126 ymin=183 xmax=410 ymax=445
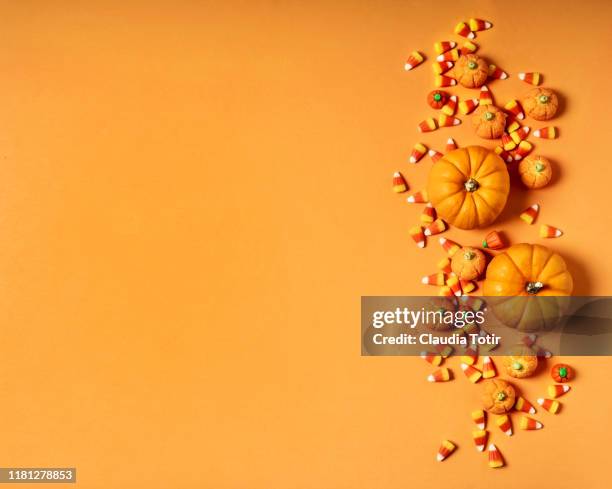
xmin=394 ymin=17 xmax=576 ymax=468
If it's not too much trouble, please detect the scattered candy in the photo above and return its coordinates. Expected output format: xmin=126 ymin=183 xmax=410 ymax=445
xmin=494 ymin=146 xmax=513 ymax=163
xmin=551 ymin=363 xmax=574 ymax=382
xmin=410 ymin=225 xmax=426 ymax=248
xmin=446 ymin=275 xmax=462 ymax=297
xmin=472 ymin=409 xmax=486 ymax=430
xmin=518 ymin=72 xmax=542 ymax=85
xmin=421 ymin=351 xmax=443 ymax=366
xmin=454 ymin=21 xmax=476 ymax=39
xmin=496 ymin=414 xmax=513 ymax=436
xmin=479 ymin=85 xmax=493 ymax=105
xmin=502 ymin=133 xmax=516 ymax=151
xmin=438 ymin=286 xmax=454 ymax=297
xmin=393 ymin=172 xmax=408 ymax=193
xmin=460 ymin=40 xmax=478 ymax=54
xmin=404 ymin=51 xmax=424 ymax=71
xmin=429 ymin=148 xmax=444 ymax=163
xmin=434 ymin=41 xmax=457 ymax=55
xmin=432 ymin=60 xmax=454 ymax=75
xmin=435 ymin=75 xmax=457 ymax=88
xmin=441 ymin=95 xmax=458 ymax=116
xmin=513 ymin=140 xmax=533 ymax=160
xmin=515 ymin=397 xmax=536 ymax=414
xmin=549 ymin=384 xmax=571 ymax=398
xmin=418 ymin=117 xmax=438 ymax=133
xmin=482 ymin=230 xmax=504 ymax=249
xmin=482 ymin=356 xmax=497 ymax=379
xmin=533 ymin=126 xmax=557 ymax=139
xmin=540 ymin=224 xmax=563 ymax=238
xmin=473 ymin=430 xmax=488 ymax=452
xmin=488 ymin=444 xmax=504 ymax=468
xmin=460 ymin=280 xmax=476 ymax=294
xmin=436 ymin=48 xmax=460 ymax=62
xmin=461 ymin=343 xmax=478 ymax=365
xmin=438 ymin=114 xmax=461 ymax=127
xmin=424 ymin=219 xmax=447 ymax=236
xmin=422 ymin=272 xmax=447 ymax=286
xmin=521 ymin=334 xmax=537 ymax=347
xmin=409 ymin=143 xmax=428 ymax=163
xmin=428 ymin=367 xmax=451 ymax=382
xmin=504 ymin=99 xmax=525 ymax=120
xmin=407 ymin=190 xmax=428 ymax=203
xmin=519 ymin=416 xmax=543 ymax=430
xmin=461 ymin=362 xmax=482 ymax=383
xmin=520 ymin=204 xmax=540 ymax=225
xmin=469 ymin=18 xmax=492 ymax=31
xmin=534 ymin=345 xmax=553 ymax=359
xmin=437 ymin=256 xmax=452 ymax=273
xmin=445 ymin=137 xmax=458 ymax=152
xmin=428 ymin=90 xmax=449 ymax=109
xmin=439 ymin=237 xmax=461 ymax=256
xmin=537 ymin=398 xmax=560 ymax=414
xmin=421 ymin=202 xmax=436 ymax=223
xmin=510 ymin=126 xmax=530 ymax=144
xmin=459 ymin=98 xmax=479 ymax=114
xmin=437 ymin=440 xmax=456 ymax=461
xmin=434 ymin=344 xmax=453 ymax=358
xmin=506 ymin=119 xmax=522 ymax=133
xmin=488 ymin=64 xmax=508 ymax=80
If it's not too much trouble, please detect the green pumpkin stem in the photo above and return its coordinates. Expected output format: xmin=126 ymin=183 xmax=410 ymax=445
xmin=525 ymin=281 xmax=544 ymax=294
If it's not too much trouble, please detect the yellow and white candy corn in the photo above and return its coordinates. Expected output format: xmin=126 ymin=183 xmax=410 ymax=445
xmin=513 ymin=140 xmax=533 ymax=161
xmin=445 ymin=137 xmax=457 ymax=152
xmin=407 ymin=190 xmax=428 ymax=203
xmin=454 ymin=21 xmax=475 ymax=39
xmin=442 ymin=95 xmax=458 ymax=116
xmin=472 ymin=409 xmax=486 ymax=429
xmin=482 ymin=356 xmax=497 ymax=379
xmin=422 ymin=272 xmax=446 ymax=286
xmin=434 ymin=41 xmax=456 ymax=55
xmin=439 ymin=237 xmax=461 ymax=256
xmin=460 ymin=40 xmax=478 ymax=55
xmin=540 ymin=224 xmax=563 ymax=238
xmin=436 ymin=48 xmax=460 ymax=62
xmin=409 ymin=142 xmax=427 ymax=163
xmin=421 ymin=202 xmax=436 ymax=223
xmin=479 ymin=85 xmax=493 ymax=105
xmin=418 ymin=117 xmax=438 ymax=133
xmin=410 ymin=226 xmax=425 ymax=248
xmin=488 ymin=443 xmax=504 ymax=468
xmin=520 ymin=204 xmax=539 ymax=224
xmin=537 ymin=398 xmax=560 ymax=414
xmin=421 ymin=351 xmax=443 ymax=366
xmin=461 ymin=363 xmax=482 ymax=383
xmin=518 ymin=72 xmax=541 ymax=85
xmin=549 ymin=384 xmax=571 ymax=398
xmin=504 ymin=99 xmax=524 ymax=119
xmin=459 ymin=98 xmax=479 ymax=114
xmin=435 ymin=75 xmax=457 ymax=88
xmin=496 ymin=414 xmax=512 ymax=436
xmin=469 ymin=18 xmax=492 ymax=31
xmin=533 ymin=126 xmax=557 ymax=139
xmin=447 ymin=275 xmax=462 ymax=297
xmin=510 ymin=126 xmax=530 ymax=144
xmin=432 ymin=60 xmax=454 ymax=75
xmin=437 ymin=440 xmax=456 ymax=461
xmin=438 ymin=114 xmax=461 ymax=127
xmin=473 ymin=430 xmax=488 ymax=452
xmin=393 ymin=172 xmax=407 ymax=193
xmin=438 ymin=256 xmax=452 ymax=273
xmin=488 ymin=64 xmax=508 ymax=80
xmin=519 ymin=416 xmax=543 ymax=430
xmin=404 ymin=51 xmax=424 ymax=71
xmin=428 ymin=367 xmax=451 ymax=382
xmin=424 ymin=219 xmax=447 ymax=236
xmin=429 ymin=148 xmax=443 ymax=163
xmin=515 ymin=396 xmax=536 ymax=414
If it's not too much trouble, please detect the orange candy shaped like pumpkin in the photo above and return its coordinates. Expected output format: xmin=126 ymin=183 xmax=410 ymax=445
xmin=502 ymin=345 xmax=538 ymax=378
xmin=471 ymin=105 xmax=507 ymax=139
xmin=453 ymin=54 xmax=488 ymax=88
xmin=522 ymin=87 xmax=559 ymax=121
xmin=427 ymin=146 xmax=510 ymax=230
xmin=519 ymin=155 xmax=553 ymax=189
xmin=481 ymin=379 xmax=516 ymax=414
xmin=451 ymin=246 xmax=486 ymax=280
xmin=551 ymin=363 xmax=574 ymax=382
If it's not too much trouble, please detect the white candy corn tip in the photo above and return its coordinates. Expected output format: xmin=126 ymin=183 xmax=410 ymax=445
xmin=537 ymin=398 xmax=545 ymax=405
xmin=484 ymin=21 xmax=492 ymax=28
xmin=488 ymin=444 xmax=496 ymax=451
xmin=500 ymin=72 xmax=508 ymax=80
xmin=417 ymin=241 xmax=425 ymax=248
xmin=428 ymin=149 xmax=437 ymax=157
xmin=554 ymin=230 xmax=563 ymax=237
xmin=477 ymin=422 xmax=485 ymax=430
xmin=514 ymin=154 xmax=523 ymax=161
xmin=436 ymin=453 xmax=444 ymax=461
xmin=532 ymin=204 xmax=540 ymax=211
xmin=452 ymin=118 xmax=461 ymax=125
xmin=436 ymin=54 xmax=445 ymax=62
xmin=533 ymin=129 xmax=541 ymax=137
xmin=561 ymin=385 xmax=570 ymax=392
xmin=517 ymin=112 xmax=525 ymax=119
xmin=467 ymin=31 xmax=476 ymax=39
xmin=427 ymin=374 xmax=436 ymax=382
xmin=439 ymin=237 xmax=447 ymax=245
xmin=450 ymin=79 xmax=457 ymax=86
xmin=535 ymin=421 xmax=543 ymax=429
xmin=407 ymin=196 xmax=416 ymax=202
xmin=518 ymin=72 xmax=526 ymax=80
xmin=393 ymin=171 xmax=401 ymax=177
xmin=460 ymin=363 xmax=469 ymax=371
xmin=404 ymin=63 xmax=414 ymax=71
xmin=424 ymin=229 xmax=432 ymax=236
xmin=529 ymin=407 xmax=536 ymax=414
xmin=409 ymin=157 xmax=417 ymax=164
xmin=481 ymin=85 xmax=489 ymax=92
xmin=476 ymin=444 xmax=485 ymax=452
xmin=449 ymin=95 xmax=457 ymax=102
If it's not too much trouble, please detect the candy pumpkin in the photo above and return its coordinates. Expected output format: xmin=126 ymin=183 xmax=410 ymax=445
xmin=481 ymin=379 xmax=516 ymax=414
xmin=427 ymin=146 xmax=510 ymax=229
xmin=453 ymin=54 xmax=488 ymax=88
xmin=428 ymin=90 xmax=449 ymax=109
xmin=483 ymin=243 xmax=573 ymax=331
xmin=451 ymin=246 xmax=486 ymax=280
xmin=551 ymin=363 xmax=574 ymax=382
xmin=471 ymin=105 xmax=507 ymax=139
xmin=522 ymin=87 xmax=559 ymax=121
xmin=519 ymin=155 xmax=553 ymax=189
xmin=502 ymin=345 xmax=538 ymax=378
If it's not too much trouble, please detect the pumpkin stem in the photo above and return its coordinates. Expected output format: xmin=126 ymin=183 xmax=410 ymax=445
xmin=464 ymin=251 xmax=476 ymax=260
xmin=539 ymin=94 xmax=549 ymax=104
xmin=525 ymin=281 xmax=544 ymax=294
xmin=464 ymin=178 xmax=479 ymax=192
xmin=535 ymin=162 xmax=545 ymax=172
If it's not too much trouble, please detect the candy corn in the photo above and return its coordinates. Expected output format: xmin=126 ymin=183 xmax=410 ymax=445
xmin=404 ymin=51 xmax=424 ymax=71
xmin=459 ymin=98 xmax=479 ymax=114
xmin=439 ymin=237 xmax=461 ymax=256
xmin=549 ymin=384 xmax=571 ymax=398
xmin=501 ymin=133 xmax=516 ymax=151
xmin=482 ymin=356 xmax=497 ymax=379
xmin=515 ymin=397 xmax=536 ymax=414
xmin=460 ymin=40 xmax=478 ymax=54
xmin=409 ymin=143 xmax=428 ymax=163
xmin=454 ymin=21 xmax=475 ymax=39
xmin=442 ymin=95 xmax=458 ymax=116
xmin=437 ymin=440 xmax=456 ymax=461
xmin=504 ymin=99 xmax=524 ymax=120
xmin=534 ymin=345 xmax=553 ymax=358
xmin=540 ymin=224 xmax=563 ymax=238
xmin=513 ymin=140 xmax=533 ymax=160
xmin=438 ymin=114 xmax=461 ymax=127
xmin=537 ymin=398 xmax=560 ymax=414
xmin=461 ymin=363 xmax=482 ymax=383
xmin=434 ymin=41 xmax=457 ymax=55
xmin=435 ymin=75 xmax=457 ymax=88
xmin=533 ymin=126 xmax=557 ymax=139
xmin=479 ymin=85 xmax=493 ymax=105
xmin=473 ymin=430 xmax=488 ymax=452
xmin=432 ymin=60 xmax=454 ymax=75
xmin=422 ymin=272 xmax=446 ymax=286
xmin=407 ymin=190 xmax=428 ymax=203
xmin=496 ymin=414 xmax=512 ymax=436
xmin=445 ymin=137 xmax=458 ymax=152
xmin=436 ymin=48 xmax=460 ymax=62
xmin=418 ymin=117 xmax=438 ymax=133
xmin=421 ymin=203 xmax=436 ymax=224
xmin=519 ymin=416 xmax=543 ymax=430
xmin=446 ymin=275 xmax=462 ymax=297
xmin=424 ymin=219 xmax=447 ymax=236
xmin=488 ymin=444 xmax=504 ymax=468
xmin=428 ymin=367 xmax=451 ymax=382
xmin=438 ymin=286 xmax=453 ymax=297
xmin=410 ymin=225 xmax=425 ymax=248
xmin=494 ymin=146 xmax=513 ymax=163
xmin=460 ymin=280 xmax=476 ymax=294
xmin=461 ymin=343 xmax=478 ymax=365
xmin=393 ymin=172 xmax=407 ymax=193
xmin=518 ymin=72 xmax=541 ymax=85
xmin=434 ymin=343 xmax=453 ymax=358
xmin=421 ymin=351 xmax=443 ymax=366
xmin=482 ymin=230 xmax=504 ymax=249
xmin=429 ymin=148 xmax=444 ymax=163
xmin=478 ymin=329 xmax=497 ymax=352
xmin=510 ymin=126 xmax=530 ymax=144
xmin=520 ymin=204 xmax=539 ymax=225
xmin=472 ymin=409 xmax=486 ymax=430
xmin=469 ymin=18 xmax=492 ymax=31
xmin=488 ymin=64 xmax=508 ymax=80
xmin=521 ymin=334 xmax=537 ymax=347
xmin=506 ymin=119 xmax=521 ymax=133
xmin=437 ymin=256 xmax=452 ymax=273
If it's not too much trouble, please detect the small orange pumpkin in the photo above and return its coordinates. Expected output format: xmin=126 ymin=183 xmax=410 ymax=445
xmin=481 ymin=379 xmax=516 ymax=414
xmin=451 ymin=246 xmax=486 ymax=280
xmin=551 ymin=363 xmax=574 ymax=383
xmin=427 ymin=146 xmax=510 ymax=229
xmin=471 ymin=105 xmax=507 ymax=139
xmin=522 ymin=87 xmax=559 ymax=120
xmin=453 ymin=54 xmax=488 ymax=88
xmin=428 ymin=90 xmax=448 ymax=109
xmin=502 ymin=345 xmax=538 ymax=378
xmin=519 ymin=155 xmax=553 ymax=189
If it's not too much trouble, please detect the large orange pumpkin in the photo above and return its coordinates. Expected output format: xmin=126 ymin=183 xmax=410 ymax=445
xmin=483 ymin=243 xmax=573 ymax=331
xmin=427 ymin=146 xmax=510 ymax=229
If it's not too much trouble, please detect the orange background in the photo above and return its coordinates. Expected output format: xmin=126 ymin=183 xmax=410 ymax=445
xmin=0 ymin=0 xmax=610 ymax=488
